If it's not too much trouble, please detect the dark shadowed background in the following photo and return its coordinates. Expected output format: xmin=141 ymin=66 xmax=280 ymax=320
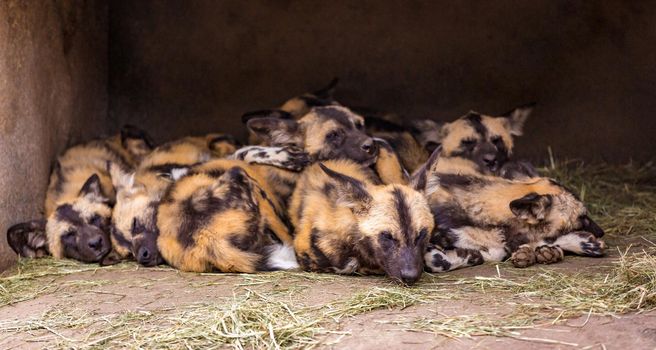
xmin=108 ymin=0 xmax=656 ymax=163
xmin=1 ymin=0 xmax=654 ymax=269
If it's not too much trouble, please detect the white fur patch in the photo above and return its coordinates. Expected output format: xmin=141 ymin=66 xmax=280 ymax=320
xmin=232 ymin=146 xmax=291 ymax=165
xmin=266 ymin=244 xmax=299 ymax=270
xmin=170 ymin=168 xmax=189 ymax=181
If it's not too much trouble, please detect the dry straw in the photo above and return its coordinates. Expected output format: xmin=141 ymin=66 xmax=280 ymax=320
xmin=0 ymin=161 xmax=654 ymax=348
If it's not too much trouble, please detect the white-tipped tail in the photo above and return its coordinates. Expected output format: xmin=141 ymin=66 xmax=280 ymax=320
xmin=267 ymin=244 xmax=299 ymax=270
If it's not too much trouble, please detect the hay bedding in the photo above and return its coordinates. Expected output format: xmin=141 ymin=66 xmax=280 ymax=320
xmin=1 ymin=161 xmax=655 ymax=349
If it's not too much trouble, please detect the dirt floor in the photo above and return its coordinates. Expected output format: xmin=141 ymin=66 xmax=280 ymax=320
xmin=0 ymin=238 xmax=654 ymax=349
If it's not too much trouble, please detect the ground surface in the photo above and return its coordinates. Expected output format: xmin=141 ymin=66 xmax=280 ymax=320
xmin=1 ymin=163 xmax=655 ymax=349
xmin=1 ymin=241 xmax=654 ymax=349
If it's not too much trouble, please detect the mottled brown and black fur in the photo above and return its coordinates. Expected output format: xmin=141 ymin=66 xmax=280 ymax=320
xmin=156 ymin=159 xmax=298 ymax=272
xmin=7 ymin=127 xmax=152 ymax=264
xmin=110 ymin=134 xmax=306 ymax=266
xmin=363 ymin=116 xmax=430 ymax=174
xmin=289 ymin=160 xmax=434 ymax=284
xmin=412 ymin=152 xmax=606 ymax=272
xmin=430 ymin=104 xmax=537 ymax=179
xmin=109 ymin=135 xmax=220 ymax=265
xmin=365 ymin=104 xmax=537 ymax=177
xmin=245 ymin=105 xmax=408 ymax=191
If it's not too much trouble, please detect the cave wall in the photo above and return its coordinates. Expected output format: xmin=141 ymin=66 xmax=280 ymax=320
xmin=0 ymin=0 xmax=108 ymax=270
xmin=109 ymin=0 xmax=656 ymax=162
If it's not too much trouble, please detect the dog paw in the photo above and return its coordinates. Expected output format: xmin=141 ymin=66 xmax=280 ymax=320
xmin=511 ymin=245 xmax=536 ymax=268
xmin=279 ymin=146 xmax=311 ymax=172
xmin=535 ymin=245 xmax=564 ymax=264
xmin=424 ymin=245 xmax=450 ymax=272
xmin=581 ymin=238 xmax=607 ymax=257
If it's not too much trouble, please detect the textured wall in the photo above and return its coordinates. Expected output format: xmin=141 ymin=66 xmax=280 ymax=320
xmin=109 ymin=0 xmax=656 ymax=162
xmin=0 ymin=0 xmax=108 ymax=270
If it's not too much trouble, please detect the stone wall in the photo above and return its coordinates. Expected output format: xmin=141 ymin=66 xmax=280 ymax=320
xmin=0 ymin=0 xmax=108 ymax=270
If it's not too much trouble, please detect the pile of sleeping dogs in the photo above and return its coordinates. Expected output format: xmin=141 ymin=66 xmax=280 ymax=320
xmin=7 ymin=80 xmax=606 ymax=285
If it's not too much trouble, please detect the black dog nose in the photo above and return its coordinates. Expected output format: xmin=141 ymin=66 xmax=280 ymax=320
xmin=88 ymin=236 xmax=103 ymax=251
xmin=361 ymin=139 xmax=377 ymax=155
xmin=400 ymin=267 xmax=420 ymax=285
xmin=138 ymin=247 xmax=150 ymax=261
xmin=482 ymin=154 xmax=497 ymax=166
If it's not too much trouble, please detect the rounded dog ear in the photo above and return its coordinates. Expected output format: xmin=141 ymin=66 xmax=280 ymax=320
xmin=509 ymin=192 xmax=552 ymax=223
xmin=410 ymin=144 xmax=442 ymax=192
xmin=245 ymin=115 xmax=299 ymax=145
xmin=501 ymin=102 xmax=536 ymax=136
xmin=109 ymin=162 xmax=135 ymax=191
xmin=241 ymin=109 xmax=294 ymax=124
xmin=7 ymin=219 xmax=49 ymax=258
xmin=79 ymin=174 xmax=109 ymax=203
xmin=120 ymin=124 xmax=155 ymax=155
xmin=207 ymin=134 xmax=240 ymax=158
xmin=224 ymin=166 xmax=252 ymax=189
xmin=312 ymin=77 xmax=339 ymax=100
xmin=319 ymin=163 xmax=372 ymax=215
xmin=408 ymin=119 xmax=444 ymax=153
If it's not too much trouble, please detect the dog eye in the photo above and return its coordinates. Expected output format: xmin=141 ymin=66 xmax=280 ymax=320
xmin=326 ymin=130 xmax=342 ymax=141
xmin=380 ymin=231 xmax=395 ymax=241
xmin=131 ymin=218 xmax=139 ymax=234
xmin=415 ymin=228 xmax=428 ymax=244
xmin=460 ymin=139 xmax=476 ymax=148
xmin=491 ymin=136 xmax=503 ymax=145
xmin=90 ymin=215 xmax=104 ymax=227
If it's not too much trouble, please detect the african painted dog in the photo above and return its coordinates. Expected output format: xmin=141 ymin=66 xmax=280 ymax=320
xmin=7 ymin=125 xmax=153 ymax=264
xmin=428 ymin=104 xmax=536 ymax=179
xmin=156 ymin=159 xmax=298 ymax=272
xmin=412 ymin=151 xmax=606 ymax=272
xmin=245 ymin=105 xmax=408 ymax=188
xmin=366 ymin=104 xmax=537 ymax=179
xmin=108 ymin=134 xmax=229 ymax=265
xmin=243 ymin=78 xmax=368 ymax=146
xmin=289 ymin=160 xmax=434 ymax=284
xmin=110 ymin=134 xmax=307 ymax=266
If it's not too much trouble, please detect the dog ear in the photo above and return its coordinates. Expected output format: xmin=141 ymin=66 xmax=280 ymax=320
xmin=109 ymin=162 xmax=135 ymax=191
xmin=510 ymin=192 xmax=552 ymax=223
xmin=319 ymin=163 xmax=372 ymax=215
xmin=7 ymin=219 xmax=49 ymax=258
xmin=501 ymin=102 xmax=535 ymax=136
xmin=241 ymin=109 xmax=294 ymax=124
xmin=408 ymin=119 xmax=443 ymax=153
xmin=207 ymin=134 xmax=240 ymax=157
xmin=246 ymin=115 xmax=300 ymax=145
xmin=120 ymin=124 xmax=155 ymax=160
xmin=79 ymin=174 xmax=109 ymax=203
xmin=373 ymin=138 xmax=409 ymax=185
xmin=312 ymin=77 xmax=339 ymax=100
xmin=410 ymin=144 xmax=442 ymax=192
